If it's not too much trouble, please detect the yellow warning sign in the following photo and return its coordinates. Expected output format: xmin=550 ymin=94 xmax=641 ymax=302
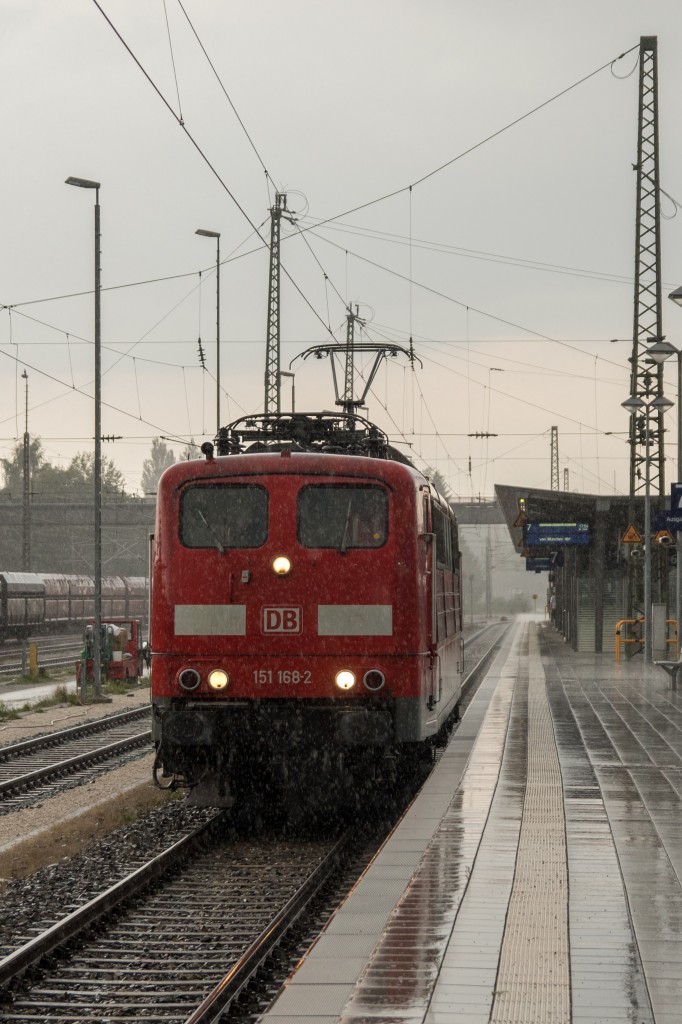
xmin=513 ymin=511 xmax=527 ymax=528
xmin=654 ymin=530 xmax=675 ymax=546
xmin=621 ymin=524 xmax=642 ymax=544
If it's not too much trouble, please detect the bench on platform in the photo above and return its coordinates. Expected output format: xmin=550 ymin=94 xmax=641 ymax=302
xmin=654 ymin=659 xmax=682 ymax=689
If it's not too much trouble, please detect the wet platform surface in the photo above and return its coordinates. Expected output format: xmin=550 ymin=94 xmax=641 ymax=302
xmin=259 ymin=616 xmax=682 ymax=1023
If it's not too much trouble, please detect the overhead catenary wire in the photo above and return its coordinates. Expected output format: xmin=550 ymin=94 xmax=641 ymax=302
xmin=175 ymin=0 xmax=274 ymax=185
xmin=0 ymin=332 xmax=248 ymax=439
xmin=299 ymin=216 xmax=644 ymax=287
xmin=311 ymin=232 xmax=640 ymax=376
xmin=162 ymin=0 xmax=184 ymax=124
xmin=290 ymin=45 xmax=640 ymax=235
xmin=89 ymin=0 xmax=339 ymax=345
xmin=3 ymin=12 xmax=643 ymax=499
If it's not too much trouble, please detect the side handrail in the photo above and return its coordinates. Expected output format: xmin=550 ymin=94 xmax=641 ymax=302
xmin=615 ymin=617 xmax=678 ymax=662
xmin=615 ymin=618 xmax=643 ymax=663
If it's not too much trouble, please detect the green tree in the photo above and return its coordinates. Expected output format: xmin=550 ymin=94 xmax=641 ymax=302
xmin=0 ymin=440 xmax=126 ymax=497
xmin=179 ymin=439 xmax=198 ymax=461
xmin=424 ymin=467 xmax=453 ymax=501
xmin=141 ymin=438 xmax=176 ymax=495
xmin=0 ymin=438 xmax=47 ymax=495
xmin=62 ymin=451 xmax=127 ymax=495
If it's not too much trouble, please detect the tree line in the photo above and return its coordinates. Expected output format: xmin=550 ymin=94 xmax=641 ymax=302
xmin=0 ymin=436 xmax=192 ymax=501
xmin=0 ymin=438 xmax=192 ymax=575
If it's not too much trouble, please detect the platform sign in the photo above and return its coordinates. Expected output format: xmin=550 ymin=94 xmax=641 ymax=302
xmin=654 ymin=510 xmax=682 ymax=533
xmin=672 ymin=483 xmax=682 ymax=511
xmin=526 ymin=557 xmax=551 ymax=572
xmin=523 ymin=522 xmax=590 ymax=546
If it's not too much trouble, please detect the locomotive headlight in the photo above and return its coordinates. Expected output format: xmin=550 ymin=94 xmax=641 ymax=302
xmin=208 ymin=669 xmax=229 ymax=690
xmin=272 ymin=555 xmax=292 ymax=576
xmin=335 ymin=670 xmax=356 ymax=690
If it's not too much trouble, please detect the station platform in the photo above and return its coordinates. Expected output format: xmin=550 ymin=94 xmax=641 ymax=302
xmin=260 ymin=614 xmax=682 ymax=1024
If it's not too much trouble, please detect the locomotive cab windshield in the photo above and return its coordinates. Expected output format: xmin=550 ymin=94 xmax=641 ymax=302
xmin=181 ymin=484 xmax=268 ymax=550
xmin=298 ymin=484 xmax=388 ymax=550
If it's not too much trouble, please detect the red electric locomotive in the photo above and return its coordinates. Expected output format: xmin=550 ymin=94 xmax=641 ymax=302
xmin=150 ymin=413 xmax=463 ymax=808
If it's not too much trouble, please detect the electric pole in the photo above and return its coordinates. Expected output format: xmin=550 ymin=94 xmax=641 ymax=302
xmin=264 ymin=193 xmax=287 ymax=414
xmin=485 ymin=531 xmax=492 ymax=618
xmin=22 ymin=370 xmax=30 ymax=572
xmin=550 ymin=426 xmax=559 ymax=491
xmin=341 ymin=304 xmax=365 ymax=415
xmin=628 ymin=36 xmax=665 ymax=496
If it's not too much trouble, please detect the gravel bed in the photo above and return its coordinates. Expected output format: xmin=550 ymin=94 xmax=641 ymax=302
xmin=0 ymin=688 xmax=151 ymax=747
xmin=0 ymin=798 xmax=216 ymax=959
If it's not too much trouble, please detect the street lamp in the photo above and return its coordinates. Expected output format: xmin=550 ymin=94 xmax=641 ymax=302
xmin=195 ymin=229 xmax=221 ymax=434
xmin=622 ymin=388 xmax=674 ymax=663
xmin=65 ymin=176 xmax=103 ymax=700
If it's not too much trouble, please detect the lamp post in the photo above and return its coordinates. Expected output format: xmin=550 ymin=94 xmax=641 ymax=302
xmin=196 ymin=229 xmax=221 ymax=434
xmin=667 ymin=286 xmax=682 ymax=657
xmin=21 ymin=370 xmax=30 ymax=573
xmin=65 ymin=176 xmax=102 ymax=700
xmin=622 ymin=387 xmax=674 ymax=663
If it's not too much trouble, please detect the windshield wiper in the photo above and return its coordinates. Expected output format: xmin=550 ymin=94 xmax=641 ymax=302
xmin=196 ymin=509 xmax=225 ymax=554
xmin=340 ymin=499 xmax=353 ymax=554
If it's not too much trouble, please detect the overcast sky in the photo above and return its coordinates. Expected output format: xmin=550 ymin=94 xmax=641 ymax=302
xmin=2 ymin=0 xmax=682 ymax=499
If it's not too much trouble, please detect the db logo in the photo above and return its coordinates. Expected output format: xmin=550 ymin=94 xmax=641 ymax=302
xmin=262 ymin=607 xmax=301 ymax=633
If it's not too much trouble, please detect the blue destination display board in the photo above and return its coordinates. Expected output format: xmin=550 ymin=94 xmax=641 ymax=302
xmin=523 ymin=522 xmax=591 ymax=546
xmin=653 ymin=509 xmax=682 ymax=533
xmin=526 ymin=557 xmax=551 ymax=571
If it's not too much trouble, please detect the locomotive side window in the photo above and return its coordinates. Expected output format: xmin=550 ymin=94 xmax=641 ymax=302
xmin=298 ymin=485 xmax=388 ymax=549
xmin=432 ymin=504 xmax=454 ymax=570
xmin=181 ymin=485 xmax=268 ymax=550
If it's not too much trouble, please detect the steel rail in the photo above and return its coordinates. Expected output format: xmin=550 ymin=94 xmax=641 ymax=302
xmin=0 ymin=730 xmax=151 ymax=798
xmin=0 ymin=813 xmax=226 ymax=988
xmin=461 ymin=622 xmax=509 ymax=693
xmin=0 ymin=706 xmax=150 ymax=760
xmin=183 ymin=832 xmax=351 ymax=1024
xmin=0 ymin=657 xmax=76 ymax=676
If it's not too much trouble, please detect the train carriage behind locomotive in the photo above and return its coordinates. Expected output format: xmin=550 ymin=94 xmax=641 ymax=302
xmin=150 ymin=414 xmax=463 ymax=807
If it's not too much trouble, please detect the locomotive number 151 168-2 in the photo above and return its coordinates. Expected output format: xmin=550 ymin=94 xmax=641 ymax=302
xmin=252 ymin=669 xmax=313 ymax=686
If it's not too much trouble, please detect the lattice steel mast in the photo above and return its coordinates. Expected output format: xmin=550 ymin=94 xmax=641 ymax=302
xmin=264 ymin=193 xmax=288 ymax=414
xmin=628 ymin=36 xmax=665 ymax=496
xmin=550 ymin=426 xmax=559 ymax=491
xmin=342 ymin=304 xmax=364 ymax=415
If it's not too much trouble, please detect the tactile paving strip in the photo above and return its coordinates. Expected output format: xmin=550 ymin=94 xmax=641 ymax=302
xmin=490 ymin=627 xmax=570 ymax=1024
xmin=539 ymin=623 xmax=679 ymax=1023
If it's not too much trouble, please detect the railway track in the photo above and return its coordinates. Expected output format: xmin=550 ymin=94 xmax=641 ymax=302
xmin=0 ymin=815 xmax=348 ymax=1023
xmin=0 ymin=706 xmax=152 ymax=812
xmin=0 ymin=635 xmax=83 ymax=676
